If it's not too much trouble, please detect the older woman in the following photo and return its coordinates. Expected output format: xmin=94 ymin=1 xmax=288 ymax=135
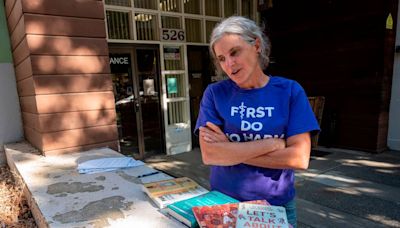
xmin=195 ymin=16 xmax=320 ymax=228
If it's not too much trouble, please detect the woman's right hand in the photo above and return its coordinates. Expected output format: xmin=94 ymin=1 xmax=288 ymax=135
xmin=199 ymin=122 xmax=229 ymax=143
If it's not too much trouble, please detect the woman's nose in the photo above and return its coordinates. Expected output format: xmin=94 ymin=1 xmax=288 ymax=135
xmin=225 ymin=56 xmax=235 ymax=68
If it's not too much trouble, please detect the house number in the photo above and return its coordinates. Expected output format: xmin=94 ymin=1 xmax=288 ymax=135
xmin=160 ymin=29 xmax=185 ymax=42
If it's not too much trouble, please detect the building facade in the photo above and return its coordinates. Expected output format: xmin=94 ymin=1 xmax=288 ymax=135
xmin=1 ymin=0 xmax=399 ymax=159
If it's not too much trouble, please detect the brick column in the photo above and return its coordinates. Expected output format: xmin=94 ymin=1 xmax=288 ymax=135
xmin=5 ymin=0 xmax=119 ymax=155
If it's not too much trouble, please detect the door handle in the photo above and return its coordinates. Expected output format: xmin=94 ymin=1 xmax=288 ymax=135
xmin=134 ymin=99 xmax=140 ymax=112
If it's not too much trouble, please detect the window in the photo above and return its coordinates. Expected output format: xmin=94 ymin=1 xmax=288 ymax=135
xmin=161 ymin=16 xmax=182 ymax=29
xmin=135 ymin=13 xmax=158 ymax=40
xmin=184 ymin=0 xmax=201 ymax=15
xmin=167 ymin=101 xmax=188 ymax=124
xmin=241 ymin=0 xmax=254 ymax=20
xmin=105 ymin=0 xmax=131 ymax=7
xmin=205 ymin=0 xmax=220 ymax=17
xmin=224 ymin=0 xmax=237 ymax=17
xmin=185 ymin=18 xmax=202 ymax=43
xmin=164 ymin=46 xmax=184 ymax=70
xmin=106 ymin=11 xmax=132 ymax=39
xmin=134 ymin=0 xmax=158 ymax=10
xmin=159 ymin=0 xmax=181 ymax=12
xmin=206 ymin=20 xmax=218 ymax=42
xmin=105 ymin=0 xmax=257 ymax=43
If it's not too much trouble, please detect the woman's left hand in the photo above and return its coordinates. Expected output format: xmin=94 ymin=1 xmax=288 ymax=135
xmin=199 ymin=122 xmax=229 ymax=143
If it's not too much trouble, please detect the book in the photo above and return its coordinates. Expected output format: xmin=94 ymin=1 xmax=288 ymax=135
xmin=235 ymin=203 xmax=289 ymax=228
xmin=143 ymin=177 xmax=199 ymax=197
xmin=142 ymin=177 xmax=208 ymax=208
xmin=165 ymin=191 xmax=239 ymax=228
xmin=151 ymin=185 xmax=209 ymax=209
xmin=192 ymin=200 xmax=269 ymax=228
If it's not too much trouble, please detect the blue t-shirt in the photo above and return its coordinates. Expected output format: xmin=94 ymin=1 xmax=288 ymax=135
xmin=195 ymin=76 xmax=320 ymax=205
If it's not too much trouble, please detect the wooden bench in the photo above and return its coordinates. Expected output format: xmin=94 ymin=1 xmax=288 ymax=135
xmin=308 ymin=96 xmax=325 ymax=148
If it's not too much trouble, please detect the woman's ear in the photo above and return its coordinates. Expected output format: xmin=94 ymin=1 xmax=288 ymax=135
xmin=254 ymin=38 xmax=261 ymax=53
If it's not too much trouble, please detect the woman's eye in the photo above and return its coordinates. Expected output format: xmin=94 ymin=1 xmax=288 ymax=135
xmin=218 ymin=57 xmax=225 ymax=62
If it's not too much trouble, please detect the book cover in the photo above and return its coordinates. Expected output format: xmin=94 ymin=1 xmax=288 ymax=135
xmin=236 ymin=203 xmax=289 ymax=228
xmin=166 ymin=191 xmax=239 ymax=228
xmin=192 ymin=200 xmax=268 ymax=228
xmin=143 ymin=177 xmax=199 ymax=198
xmin=152 ymin=185 xmax=208 ymax=209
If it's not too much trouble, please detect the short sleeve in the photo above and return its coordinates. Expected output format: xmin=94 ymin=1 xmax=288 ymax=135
xmin=286 ymin=82 xmax=320 ymax=138
xmin=194 ymin=85 xmax=223 ymax=135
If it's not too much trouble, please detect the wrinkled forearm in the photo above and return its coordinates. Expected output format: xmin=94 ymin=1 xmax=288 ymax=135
xmin=244 ymin=147 xmax=310 ymax=169
xmin=200 ymin=137 xmax=283 ymax=166
xmin=244 ymin=133 xmax=311 ymax=169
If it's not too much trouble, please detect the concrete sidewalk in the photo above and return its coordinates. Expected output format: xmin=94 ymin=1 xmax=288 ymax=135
xmin=4 ymin=141 xmax=400 ymax=227
xmin=145 ymin=147 xmax=400 ymax=228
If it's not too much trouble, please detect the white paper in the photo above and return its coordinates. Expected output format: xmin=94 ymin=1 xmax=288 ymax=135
xmin=77 ymin=157 xmax=145 ymax=174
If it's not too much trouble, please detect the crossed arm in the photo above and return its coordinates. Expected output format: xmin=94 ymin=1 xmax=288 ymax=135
xmin=199 ymin=122 xmax=311 ymax=170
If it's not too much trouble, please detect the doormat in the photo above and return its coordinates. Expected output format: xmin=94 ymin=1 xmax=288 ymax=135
xmin=310 ymin=150 xmax=332 ymax=160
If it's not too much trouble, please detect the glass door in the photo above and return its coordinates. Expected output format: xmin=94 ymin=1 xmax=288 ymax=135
xmin=109 ymin=46 xmax=164 ymax=159
xmin=134 ymin=48 xmax=164 ymax=158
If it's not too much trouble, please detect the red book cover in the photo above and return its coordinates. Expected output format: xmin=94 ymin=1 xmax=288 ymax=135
xmin=192 ymin=200 xmax=269 ymax=228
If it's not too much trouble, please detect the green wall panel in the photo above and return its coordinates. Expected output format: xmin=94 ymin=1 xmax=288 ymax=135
xmin=0 ymin=0 xmax=13 ymax=63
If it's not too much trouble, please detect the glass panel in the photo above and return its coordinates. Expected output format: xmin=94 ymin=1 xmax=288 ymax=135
xmin=135 ymin=13 xmax=158 ymax=40
xmin=159 ymin=0 xmax=180 ymax=12
xmin=136 ymin=49 xmax=164 ymax=156
xmin=167 ymin=101 xmax=188 ymax=125
xmin=109 ymin=53 xmax=139 ymax=157
xmin=205 ymin=0 xmax=219 ymax=17
xmin=165 ymin=74 xmax=185 ymax=98
xmin=241 ymin=0 xmax=254 ymax=19
xmin=185 ymin=18 xmax=202 ymax=43
xmin=183 ymin=0 xmax=200 ymax=14
xmin=106 ymin=11 xmax=131 ymax=40
xmin=105 ymin=0 xmax=131 ymax=7
xmin=161 ymin=16 xmax=181 ymax=29
xmin=224 ymin=0 xmax=237 ymax=17
xmin=134 ymin=0 xmax=157 ymax=9
xmin=206 ymin=20 xmax=218 ymax=43
xmin=163 ymin=46 xmax=184 ymax=70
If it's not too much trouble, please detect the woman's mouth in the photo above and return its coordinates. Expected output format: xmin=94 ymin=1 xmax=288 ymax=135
xmin=231 ymin=69 xmax=240 ymax=75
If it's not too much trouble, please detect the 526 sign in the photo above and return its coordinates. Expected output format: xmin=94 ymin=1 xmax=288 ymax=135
xmin=160 ymin=29 xmax=185 ymax=42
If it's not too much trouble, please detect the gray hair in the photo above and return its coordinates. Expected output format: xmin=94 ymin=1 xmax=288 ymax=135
xmin=209 ymin=16 xmax=271 ymax=75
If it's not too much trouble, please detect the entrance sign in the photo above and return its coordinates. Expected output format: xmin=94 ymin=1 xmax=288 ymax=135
xmin=110 ymin=57 xmax=129 ymax=65
xmin=160 ymin=28 xmax=185 ymax=42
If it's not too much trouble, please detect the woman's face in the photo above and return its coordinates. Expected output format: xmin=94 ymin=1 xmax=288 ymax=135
xmin=213 ymin=34 xmax=261 ymax=88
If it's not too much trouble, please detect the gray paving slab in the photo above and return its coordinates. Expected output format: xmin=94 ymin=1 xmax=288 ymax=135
xmin=296 ymin=180 xmax=400 ymax=227
xmin=330 ymin=157 xmax=400 ymax=187
xmin=296 ymin=150 xmax=366 ymax=181
xmin=297 ymin=198 xmax=387 ymax=228
xmin=306 ymin=170 xmax=400 ymax=203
